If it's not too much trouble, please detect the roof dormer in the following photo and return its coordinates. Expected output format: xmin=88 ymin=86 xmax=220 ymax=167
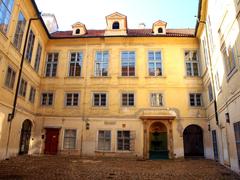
xmin=104 ymin=12 xmax=127 ymax=36
xmin=72 ymin=22 xmax=87 ymax=36
xmin=152 ymin=20 xmax=167 ymax=35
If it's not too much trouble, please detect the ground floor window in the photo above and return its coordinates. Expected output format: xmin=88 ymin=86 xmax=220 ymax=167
xmin=117 ymin=131 xmax=131 ymax=151
xmin=98 ymin=130 xmax=111 ymax=151
xmin=234 ymin=122 xmax=240 ymax=166
xmin=63 ymin=129 xmax=77 ymax=149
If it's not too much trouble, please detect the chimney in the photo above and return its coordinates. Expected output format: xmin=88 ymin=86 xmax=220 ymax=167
xmin=41 ymin=13 xmax=59 ymax=33
xmin=138 ymin=23 xmax=146 ymax=29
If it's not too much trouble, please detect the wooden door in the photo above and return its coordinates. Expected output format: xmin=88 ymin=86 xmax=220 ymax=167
xmin=149 ymin=132 xmax=168 ymax=159
xmin=19 ymin=120 xmax=32 ymax=155
xmin=44 ymin=128 xmax=60 ymax=155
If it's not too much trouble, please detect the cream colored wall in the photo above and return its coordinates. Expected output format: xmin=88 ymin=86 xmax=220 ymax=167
xmin=199 ymin=0 xmax=240 ymax=173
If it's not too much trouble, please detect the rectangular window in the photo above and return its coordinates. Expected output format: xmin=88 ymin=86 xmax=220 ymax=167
xmin=0 ymin=0 xmax=14 ymax=34
xmin=150 ymin=93 xmax=163 ymax=107
xmin=121 ymin=51 xmax=135 ymax=76
xmin=234 ymin=122 xmax=240 ymax=166
xmin=215 ymin=71 xmax=221 ymax=92
xmin=122 ymin=93 xmax=134 ymax=106
xmin=18 ymin=78 xmax=27 ymax=97
xmin=208 ymin=83 xmax=213 ymax=102
xmin=185 ymin=50 xmax=199 ymax=76
xmin=148 ymin=51 xmax=162 ymax=76
xmin=45 ymin=53 xmax=58 ymax=77
xmin=95 ymin=51 xmax=109 ymax=76
xmin=98 ymin=130 xmax=111 ymax=151
xmin=222 ymin=47 xmax=236 ymax=75
xmin=189 ymin=93 xmax=202 ymax=107
xmin=117 ymin=131 xmax=130 ymax=151
xmin=25 ymin=30 xmax=35 ymax=63
xmin=29 ymin=86 xmax=36 ymax=103
xmin=34 ymin=43 xmax=42 ymax=72
xmin=212 ymin=130 xmax=219 ymax=161
xmin=63 ymin=129 xmax=77 ymax=149
xmin=4 ymin=66 xmax=16 ymax=89
xmin=41 ymin=92 xmax=53 ymax=106
xmin=202 ymin=37 xmax=209 ymax=67
xmin=93 ymin=93 xmax=107 ymax=107
xmin=69 ymin=52 xmax=83 ymax=77
xmin=65 ymin=93 xmax=79 ymax=106
xmin=13 ymin=12 xmax=26 ymax=50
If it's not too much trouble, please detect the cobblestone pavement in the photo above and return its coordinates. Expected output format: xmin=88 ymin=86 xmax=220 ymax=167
xmin=0 ymin=156 xmax=239 ymax=180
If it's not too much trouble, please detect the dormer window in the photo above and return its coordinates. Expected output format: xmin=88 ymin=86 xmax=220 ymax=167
xmin=112 ymin=21 xmax=120 ymax=29
xmin=75 ymin=29 xmax=80 ymax=34
xmin=152 ymin=20 xmax=167 ymax=35
xmin=72 ymin=22 xmax=87 ymax=36
xmin=158 ymin=27 xmax=163 ymax=33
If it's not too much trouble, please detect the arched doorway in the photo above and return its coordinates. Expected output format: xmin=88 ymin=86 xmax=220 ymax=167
xmin=183 ymin=125 xmax=204 ymax=157
xmin=19 ymin=120 xmax=32 ymax=155
xmin=149 ymin=122 xmax=168 ymax=159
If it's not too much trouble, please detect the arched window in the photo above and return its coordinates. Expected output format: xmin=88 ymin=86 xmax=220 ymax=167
xmin=112 ymin=22 xmax=120 ymax=29
xmin=75 ymin=29 xmax=80 ymax=34
xmin=158 ymin=27 xmax=163 ymax=33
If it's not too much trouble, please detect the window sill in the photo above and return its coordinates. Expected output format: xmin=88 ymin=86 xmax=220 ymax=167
xmin=0 ymin=31 xmax=8 ymax=41
xmin=118 ymin=76 xmax=139 ymax=79
xmin=184 ymin=76 xmax=202 ymax=79
xmin=91 ymin=106 xmax=109 ymax=110
xmin=63 ymin=106 xmax=80 ymax=109
xmin=90 ymin=76 xmax=112 ymax=79
xmin=42 ymin=76 xmax=59 ymax=79
xmin=2 ymin=86 xmax=14 ymax=94
xmin=64 ymin=76 xmax=84 ymax=79
xmin=95 ymin=150 xmax=113 ymax=153
xmin=145 ymin=76 xmax=166 ymax=79
xmin=226 ymin=68 xmax=238 ymax=82
xmin=18 ymin=95 xmax=26 ymax=101
xmin=10 ymin=42 xmax=22 ymax=56
xmin=189 ymin=106 xmax=205 ymax=109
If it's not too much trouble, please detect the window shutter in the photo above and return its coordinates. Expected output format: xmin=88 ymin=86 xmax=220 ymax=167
xmin=130 ymin=131 xmax=136 ymax=151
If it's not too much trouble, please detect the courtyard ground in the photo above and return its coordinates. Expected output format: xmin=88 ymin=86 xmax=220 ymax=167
xmin=0 ymin=155 xmax=239 ymax=180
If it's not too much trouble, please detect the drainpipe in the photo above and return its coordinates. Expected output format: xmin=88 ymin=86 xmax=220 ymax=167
xmin=5 ymin=16 xmax=40 ymax=159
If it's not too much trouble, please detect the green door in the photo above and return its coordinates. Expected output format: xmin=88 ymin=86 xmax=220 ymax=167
xmin=149 ymin=132 xmax=168 ymax=159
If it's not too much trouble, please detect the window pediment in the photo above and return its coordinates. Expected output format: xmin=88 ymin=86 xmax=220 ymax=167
xmin=72 ymin=22 xmax=87 ymax=36
xmin=153 ymin=20 xmax=167 ymax=35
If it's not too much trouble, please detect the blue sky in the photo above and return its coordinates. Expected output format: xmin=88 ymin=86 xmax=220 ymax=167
xmin=35 ymin=0 xmax=199 ymax=30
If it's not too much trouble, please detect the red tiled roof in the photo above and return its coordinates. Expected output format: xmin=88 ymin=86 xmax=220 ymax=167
xmin=51 ymin=29 xmax=195 ymax=38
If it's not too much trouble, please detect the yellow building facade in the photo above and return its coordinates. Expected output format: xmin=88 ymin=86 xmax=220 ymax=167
xmin=0 ymin=0 xmax=212 ymax=161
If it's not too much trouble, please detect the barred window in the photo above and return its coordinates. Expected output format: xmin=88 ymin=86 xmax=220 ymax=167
xmin=29 ymin=86 xmax=36 ymax=103
xmin=34 ymin=43 xmax=42 ymax=72
xmin=65 ymin=93 xmax=79 ymax=106
xmin=45 ymin=53 xmax=58 ymax=77
xmin=93 ymin=93 xmax=107 ymax=107
xmin=122 ymin=93 xmax=134 ymax=106
xmin=148 ymin=51 xmax=162 ymax=76
xmin=98 ymin=130 xmax=111 ymax=151
xmin=150 ymin=93 xmax=163 ymax=107
xmin=69 ymin=52 xmax=82 ymax=77
xmin=13 ymin=12 xmax=26 ymax=50
xmin=185 ymin=50 xmax=199 ymax=76
xmin=0 ymin=0 xmax=14 ymax=34
xmin=189 ymin=93 xmax=202 ymax=107
xmin=63 ymin=129 xmax=77 ymax=149
xmin=25 ymin=30 xmax=35 ymax=63
xmin=4 ymin=66 xmax=16 ymax=89
xmin=95 ymin=51 xmax=108 ymax=76
xmin=117 ymin=131 xmax=130 ymax=151
xmin=19 ymin=78 xmax=27 ymax=97
xmin=121 ymin=51 xmax=135 ymax=76
xmin=41 ymin=93 xmax=53 ymax=106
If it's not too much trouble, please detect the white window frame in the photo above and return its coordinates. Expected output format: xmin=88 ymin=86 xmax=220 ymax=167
xmin=150 ymin=93 xmax=164 ymax=107
xmin=68 ymin=51 xmax=83 ymax=77
xmin=189 ymin=93 xmax=203 ymax=107
xmin=34 ymin=43 xmax=42 ymax=72
xmin=64 ymin=92 xmax=80 ymax=107
xmin=25 ymin=29 xmax=35 ymax=63
xmin=45 ymin=52 xmax=59 ymax=77
xmin=121 ymin=92 xmax=135 ymax=107
xmin=148 ymin=51 xmax=163 ymax=76
xmin=4 ymin=66 xmax=16 ymax=89
xmin=63 ymin=129 xmax=77 ymax=150
xmin=185 ymin=50 xmax=200 ymax=77
xmin=13 ymin=11 xmax=26 ymax=50
xmin=121 ymin=51 xmax=136 ymax=77
xmin=92 ymin=92 xmax=107 ymax=107
xmin=97 ymin=130 xmax=111 ymax=151
xmin=94 ymin=51 xmax=109 ymax=77
xmin=41 ymin=92 xmax=54 ymax=106
xmin=116 ymin=130 xmax=131 ymax=151
xmin=18 ymin=78 xmax=27 ymax=97
xmin=29 ymin=86 xmax=36 ymax=103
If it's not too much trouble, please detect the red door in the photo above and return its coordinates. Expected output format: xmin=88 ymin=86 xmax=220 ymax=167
xmin=44 ymin=128 xmax=60 ymax=155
